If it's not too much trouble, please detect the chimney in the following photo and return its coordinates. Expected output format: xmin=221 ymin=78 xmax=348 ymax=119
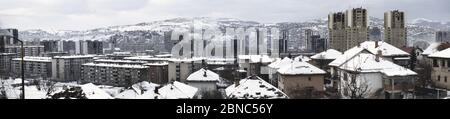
xmin=235 ymin=79 xmax=240 ymax=87
xmin=375 ymin=41 xmax=379 ymax=48
xmin=376 ymin=50 xmax=382 ymax=62
xmin=203 ymin=69 xmax=207 ymax=77
xmin=154 ymin=87 xmax=160 ymax=95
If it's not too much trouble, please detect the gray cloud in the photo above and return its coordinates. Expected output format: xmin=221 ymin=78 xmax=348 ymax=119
xmin=0 ymin=0 xmax=449 ymax=30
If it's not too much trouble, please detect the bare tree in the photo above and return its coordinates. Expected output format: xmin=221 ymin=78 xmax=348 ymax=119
xmin=340 ymin=73 xmax=373 ymax=99
xmin=415 ymin=60 xmax=433 ymax=88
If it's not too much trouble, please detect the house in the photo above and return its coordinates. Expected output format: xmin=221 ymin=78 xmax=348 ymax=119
xmin=293 ymin=55 xmax=311 ymax=62
xmin=238 ymin=55 xmax=274 ymax=80
xmin=422 ymin=42 xmax=450 ymax=63
xmin=168 ymin=58 xmax=204 ymax=82
xmin=310 ymin=49 xmax=342 ymax=70
xmin=268 ymin=57 xmax=293 ymax=86
xmin=400 ymin=46 xmax=424 ymax=69
xmin=157 ymin=81 xmax=199 ymax=99
xmin=353 ymin=41 xmax=411 ymax=68
xmin=277 ymin=61 xmax=326 ymax=98
xmin=205 ymin=58 xmax=236 ymax=81
xmin=428 ymin=48 xmax=450 ymax=89
xmin=186 ymin=68 xmax=220 ymax=94
xmin=115 ymin=81 xmax=160 ymax=99
xmin=48 ymin=83 xmax=114 ymax=99
xmin=329 ymin=47 xmax=417 ymax=99
xmin=225 ymin=76 xmax=288 ymax=99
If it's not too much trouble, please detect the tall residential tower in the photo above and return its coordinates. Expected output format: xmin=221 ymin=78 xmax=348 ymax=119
xmin=385 ymin=10 xmax=407 ymax=48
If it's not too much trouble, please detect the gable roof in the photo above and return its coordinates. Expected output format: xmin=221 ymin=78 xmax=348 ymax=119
xmin=268 ymin=57 xmax=293 ymax=69
xmin=311 ymin=49 xmax=343 ymax=60
xmin=277 ymin=61 xmax=326 ymax=75
xmin=186 ymin=68 xmax=220 ymax=82
xmin=428 ymin=48 xmax=450 ymax=59
xmin=158 ymin=81 xmax=198 ymax=99
xmin=329 ymin=47 xmax=370 ymax=67
xmin=356 ymin=41 xmax=410 ymax=57
xmin=338 ymin=52 xmax=417 ymax=76
xmin=225 ymin=76 xmax=288 ymax=99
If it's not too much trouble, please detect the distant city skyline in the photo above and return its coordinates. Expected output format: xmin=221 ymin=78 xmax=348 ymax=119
xmin=0 ymin=0 xmax=449 ymax=31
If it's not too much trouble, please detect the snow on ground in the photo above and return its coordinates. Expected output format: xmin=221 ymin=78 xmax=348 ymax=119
xmin=1 ymin=79 xmax=48 ymax=99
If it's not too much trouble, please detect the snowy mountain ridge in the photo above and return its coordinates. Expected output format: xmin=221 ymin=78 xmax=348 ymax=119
xmin=19 ymin=17 xmax=450 ymax=51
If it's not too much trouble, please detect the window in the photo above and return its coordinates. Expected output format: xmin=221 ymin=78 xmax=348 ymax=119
xmin=308 ymin=77 xmax=312 ymax=81
xmin=433 ymin=59 xmax=439 ymax=67
xmin=438 ymin=76 xmax=441 ymax=82
xmin=445 ymin=77 xmax=448 ymax=83
xmin=442 ymin=60 xmax=446 ymax=68
xmin=447 ymin=60 xmax=450 ymax=67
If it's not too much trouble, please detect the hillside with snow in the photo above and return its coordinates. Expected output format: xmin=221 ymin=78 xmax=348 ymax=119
xmin=19 ymin=17 xmax=450 ymax=52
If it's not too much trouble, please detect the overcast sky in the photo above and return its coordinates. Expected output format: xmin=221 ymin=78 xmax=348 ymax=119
xmin=0 ymin=0 xmax=449 ymax=31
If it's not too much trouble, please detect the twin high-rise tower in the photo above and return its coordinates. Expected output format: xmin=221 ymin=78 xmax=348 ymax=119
xmin=384 ymin=10 xmax=407 ymax=48
xmin=328 ymin=8 xmax=368 ymax=52
xmin=329 ymin=8 xmax=406 ymax=52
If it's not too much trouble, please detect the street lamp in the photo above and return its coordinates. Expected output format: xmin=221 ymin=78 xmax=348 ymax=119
xmin=0 ymin=29 xmax=25 ymax=99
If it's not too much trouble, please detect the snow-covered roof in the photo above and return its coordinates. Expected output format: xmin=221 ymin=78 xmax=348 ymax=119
xmin=329 ymin=47 xmax=368 ymax=67
xmin=5 ymin=45 xmax=44 ymax=48
xmin=82 ymin=63 xmax=149 ymax=69
xmin=144 ymin=62 xmax=169 ymax=66
xmin=428 ymin=48 xmax=450 ymax=58
xmin=206 ymin=58 xmax=235 ymax=64
xmin=186 ymin=68 xmax=220 ymax=82
xmin=155 ymin=54 xmax=173 ymax=58
xmin=268 ymin=57 xmax=293 ymax=69
xmin=124 ymin=56 xmax=170 ymax=61
xmin=112 ymin=52 xmax=131 ymax=55
xmin=158 ymin=81 xmax=198 ymax=99
xmin=94 ymin=59 xmax=147 ymax=64
xmin=310 ymin=49 xmax=343 ymax=60
xmin=80 ymin=83 xmax=114 ymax=99
xmin=293 ymin=55 xmax=311 ymax=62
xmin=54 ymin=55 xmax=95 ymax=59
xmin=115 ymin=81 xmax=160 ymax=99
xmin=12 ymin=56 xmax=52 ymax=62
xmin=168 ymin=57 xmax=205 ymax=62
xmin=277 ymin=61 xmax=326 ymax=75
xmin=238 ymin=55 xmax=274 ymax=63
xmin=339 ymin=52 xmax=417 ymax=77
xmin=225 ymin=76 xmax=288 ymax=99
xmin=356 ymin=41 xmax=410 ymax=57
xmin=0 ymin=53 xmax=16 ymax=55
xmin=422 ymin=42 xmax=441 ymax=56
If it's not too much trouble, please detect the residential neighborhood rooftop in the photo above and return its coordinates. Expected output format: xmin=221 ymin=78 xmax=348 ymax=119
xmin=158 ymin=81 xmax=198 ymax=99
xmin=186 ymin=68 xmax=220 ymax=82
xmin=277 ymin=61 xmax=326 ymax=75
xmin=225 ymin=76 xmax=288 ymax=99
xmin=310 ymin=49 xmax=342 ymax=60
